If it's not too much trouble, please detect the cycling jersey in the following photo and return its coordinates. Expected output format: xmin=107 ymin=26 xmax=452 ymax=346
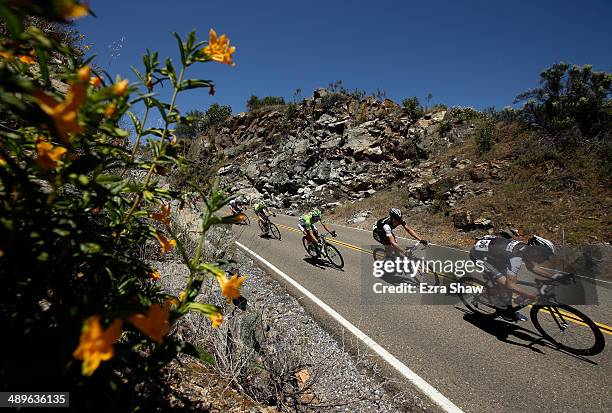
xmin=253 ymin=203 xmax=266 ymax=213
xmin=299 ymin=213 xmax=323 ymax=230
xmin=229 ymin=199 xmax=240 ymax=208
xmin=469 ymin=236 xmax=526 ymax=279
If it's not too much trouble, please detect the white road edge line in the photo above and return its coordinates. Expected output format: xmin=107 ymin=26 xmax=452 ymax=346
xmin=235 ymin=240 xmax=465 ymax=413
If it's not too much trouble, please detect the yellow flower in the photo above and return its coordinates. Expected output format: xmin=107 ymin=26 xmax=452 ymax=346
xmin=112 ymin=79 xmax=129 ymax=96
xmin=72 ymin=316 xmax=123 ymax=376
xmin=150 ymin=204 xmax=171 ymax=226
xmin=128 ymin=300 xmax=172 ymax=344
xmin=178 ymin=291 xmax=186 ymax=302
xmin=145 ymin=74 xmax=153 ymax=91
xmin=36 ymin=140 xmax=67 ymax=170
xmin=203 ymin=29 xmax=236 ymax=66
xmin=0 ymin=50 xmax=13 ymax=60
xmin=0 ymin=155 xmax=6 ymax=166
xmin=89 ymin=75 xmax=102 ymax=88
xmin=33 ymin=82 xmax=86 ymax=140
xmin=60 ymin=0 xmax=89 ymax=20
xmin=77 ymin=65 xmax=91 ymax=83
xmin=103 ymin=103 xmax=117 ymax=118
xmin=155 ymin=232 xmax=176 ymax=254
xmin=209 ymin=311 xmax=223 ymax=329
xmin=149 ymin=270 xmax=161 ymax=281
xmin=215 ymin=274 xmax=247 ymax=302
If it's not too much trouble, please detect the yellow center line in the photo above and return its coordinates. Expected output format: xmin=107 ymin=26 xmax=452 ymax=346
xmin=273 ymin=222 xmax=612 ymax=335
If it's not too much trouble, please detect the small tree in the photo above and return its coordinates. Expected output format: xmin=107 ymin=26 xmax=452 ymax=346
xmin=401 ymin=96 xmax=424 ymax=119
xmin=514 ymin=63 xmax=612 ymax=141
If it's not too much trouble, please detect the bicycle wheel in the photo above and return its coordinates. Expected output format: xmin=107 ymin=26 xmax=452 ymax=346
xmin=302 ymin=237 xmax=318 ymax=257
xmin=324 ymin=242 xmax=344 ymax=269
xmin=372 ymin=247 xmax=386 ymax=261
xmin=456 ymin=277 xmax=498 ymax=317
xmin=258 ymin=219 xmax=267 ymax=234
xmin=531 ymin=305 xmax=605 ymax=356
xmin=242 ymin=214 xmax=250 ymax=225
xmin=269 ymin=223 xmax=281 ymax=240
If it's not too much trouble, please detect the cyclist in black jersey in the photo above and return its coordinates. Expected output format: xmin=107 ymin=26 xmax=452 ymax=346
xmin=372 ymin=208 xmax=427 ymax=257
xmin=469 ymin=234 xmax=564 ymax=321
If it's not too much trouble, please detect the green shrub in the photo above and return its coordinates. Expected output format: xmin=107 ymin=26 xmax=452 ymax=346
xmin=246 ymin=95 xmax=285 ymax=111
xmin=401 ymin=96 xmax=424 ymax=119
xmin=476 ymin=121 xmax=496 ymax=152
xmin=514 ymin=63 xmax=611 ymax=142
xmin=0 ymin=2 xmax=244 ymax=409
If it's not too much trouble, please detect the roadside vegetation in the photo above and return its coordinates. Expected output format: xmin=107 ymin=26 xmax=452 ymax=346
xmin=0 ymin=2 xmax=248 ymax=410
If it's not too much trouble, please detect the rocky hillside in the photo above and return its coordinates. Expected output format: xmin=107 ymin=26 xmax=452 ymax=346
xmin=182 ymin=88 xmax=610 ymax=246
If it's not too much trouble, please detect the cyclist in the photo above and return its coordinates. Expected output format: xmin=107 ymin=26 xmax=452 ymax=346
xmin=228 ymin=198 xmax=244 ymax=215
xmin=469 ymin=234 xmax=562 ymax=322
xmin=299 ymin=208 xmax=336 ymax=254
xmin=253 ymin=200 xmax=274 ymax=223
xmin=372 ymin=208 xmax=428 ymax=257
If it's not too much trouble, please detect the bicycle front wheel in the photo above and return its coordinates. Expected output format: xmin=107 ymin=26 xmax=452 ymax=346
xmin=324 ymin=242 xmax=344 ymax=269
xmin=456 ymin=277 xmax=498 ymax=317
xmin=531 ymin=305 xmax=605 ymax=356
xmin=269 ymin=223 xmax=281 ymax=240
xmin=372 ymin=247 xmax=386 ymax=261
xmin=302 ymin=237 xmax=318 ymax=257
xmin=242 ymin=214 xmax=250 ymax=225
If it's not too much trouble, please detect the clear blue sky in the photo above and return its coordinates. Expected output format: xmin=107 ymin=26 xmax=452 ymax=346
xmin=76 ymin=0 xmax=612 ymax=116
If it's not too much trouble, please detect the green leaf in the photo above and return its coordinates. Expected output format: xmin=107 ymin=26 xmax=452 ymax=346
xmin=185 ymin=302 xmax=221 ymax=316
xmin=173 ymin=32 xmax=186 ymax=65
xmin=0 ymin=2 xmax=23 ymax=38
xmin=165 ymin=58 xmax=177 ymax=85
xmin=179 ymin=79 xmax=212 ymax=91
xmin=178 ymin=342 xmax=215 ymax=365
xmin=80 ymin=242 xmax=101 ymax=254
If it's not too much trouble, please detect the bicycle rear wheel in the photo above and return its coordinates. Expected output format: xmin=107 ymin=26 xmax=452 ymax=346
xmin=324 ymin=242 xmax=344 ymax=269
xmin=269 ymin=223 xmax=281 ymax=240
xmin=456 ymin=277 xmax=498 ymax=317
xmin=258 ymin=219 xmax=267 ymax=233
xmin=531 ymin=305 xmax=605 ymax=356
xmin=302 ymin=237 xmax=318 ymax=257
xmin=372 ymin=247 xmax=386 ymax=261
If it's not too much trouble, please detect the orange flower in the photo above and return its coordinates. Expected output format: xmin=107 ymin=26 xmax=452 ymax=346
xmin=77 ymin=65 xmax=91 ymax=82
xmin=33 ymin=82 xmax=86 ymax=140
xmin=0 ymin=50 xmax=13 ymax=60
xmin=89 ymin=75 xmax=102 ymax=88
xmin=103 ymin=103 xmax=116 ymax=118
xmin=72 ymin=316 xmax=123 ymax=376
xmin=36 ymin=140 xmax=67 ymax=169
xmin=112 ymin=79 xmax=129 ymax=96
xmin=203 ymin=29 xmax=236 ymax=66
xmin=18 ymin=50 xmax=36 ymax=65
xmin=91 ymin=207 xmax=102 ymax=214
xmin=150 ymin=204 xmax=171 ymax=226
xmin=155 ymin=232 xmax=176 ymax=254
xmin=128 ymin=300 xmax=172 ymax=344
xmin=149 ymin=270 xmax=161 ymax=281
xmin=60 ymin=1 xmax=89 ymax=20
xmin=215 ymin=274 xmax=247 ymax=302
xmin=0 ymin=154 xmax=6 ymax=167
xmin=209 ymin=311 xmax=223 ymax=329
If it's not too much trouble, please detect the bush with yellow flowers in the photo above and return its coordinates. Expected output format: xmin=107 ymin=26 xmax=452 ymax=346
xmin=0 ymin=1 xmax=244 ymax=409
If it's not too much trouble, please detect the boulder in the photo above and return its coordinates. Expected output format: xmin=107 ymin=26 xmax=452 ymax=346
xmin=453 ymin=210 xmax=474 ymax=230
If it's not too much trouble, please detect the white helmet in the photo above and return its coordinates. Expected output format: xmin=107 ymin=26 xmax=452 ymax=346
xmin=527 ymin=235 xmax=555 ymax=256
xmin=389 ymin=208 xmax=402 ymax=219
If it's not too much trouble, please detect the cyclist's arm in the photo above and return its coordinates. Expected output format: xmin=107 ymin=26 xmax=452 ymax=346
xmin=322 ymin=222 xmax=333 ymax=233
xmin=402 ymin=223 xmax=424 ymax=243
xmin=387 ymin=234 xmax=404 ymax=255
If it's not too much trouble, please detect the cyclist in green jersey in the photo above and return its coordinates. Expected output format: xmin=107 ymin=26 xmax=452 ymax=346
xmin=253 ymin=201 xmax=274 ymax=223
xmin=298 ymin=208 xmax=336 ymax=251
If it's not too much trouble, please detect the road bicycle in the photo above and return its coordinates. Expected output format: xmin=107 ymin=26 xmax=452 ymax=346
xmin=456 ymin=274 xmax=605 ymax=356
xmin=302 ymin=232 xmax=344 ymax=269
xmin=372 ymin=243 xmax=438 ymax=286
xmin=231 ymin=206 xmax=250 ymax=225
xmin=258 ymin=214 xmax=281 ymax=240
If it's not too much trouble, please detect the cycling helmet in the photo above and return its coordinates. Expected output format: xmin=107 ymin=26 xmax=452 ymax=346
xmin=389 ymin=208 xmax=402 ymax=219
xmin=312 ymin=208 xmax=322 ymax=217
xmin=527 ymin=235 xmax=555 ymax=256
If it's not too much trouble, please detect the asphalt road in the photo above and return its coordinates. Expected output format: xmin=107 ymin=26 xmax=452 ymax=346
xmin=231 ymin=211 xmax=611 ymax=413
